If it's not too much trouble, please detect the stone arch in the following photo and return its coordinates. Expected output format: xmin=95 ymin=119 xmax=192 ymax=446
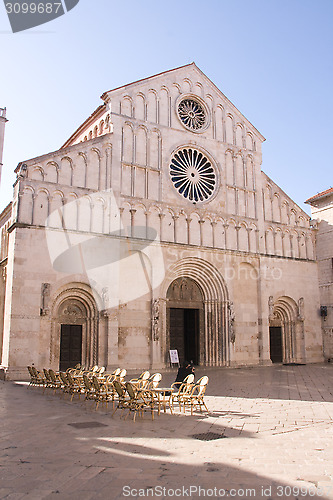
xmin=159 ymin=87 xmax=170 ymax=126
xmin=91 ymin=197 xmax=105 ymax=234
xmin=90 ymin=147 xmax=102 ymax=191
xmin=176 ymin=211 xmax=187 ymax=245
xmin=246 ymin=132 xmax=254 ymax=151
xmin=135 ymin=125 xmax=148 ymax=166
xmin=182 ymin=78 xmax=192 ymax=93
xmin=76 ymin=152 xmax=87 ymax=188
xmin=246 ymin=155 xmax=254 ymax=192
xmin=235 ymin=153 xmax=244 ymax=187
xmin=149 ymin=128 xmax=161 ymax=169
xmin=299 ymin=232 xmax=307 ymax=259
xmin=281 ymin=200 xmax=290 ymax=225
xmin=29 ymin=166 xmax=44 ymax=181
xmin=19 ymin=185 xmax=34 ymax=224
xmin=147 ymin=89 xmax=158 ymax=123
xmin=188 ymin=212 xmax=201 ymax=246
xmin=272 ymin=193 xmax=281 ymax=222
xmin=225 ymin=149 xmax=234 ymax=185
xmin=48 ymin=191 xmax=64 ymax=228
xmin=226 ymin=219 xmax=237 ymax=250
xmin=194 ymin=81 xmax=204 ymax=97
xmin=64 ymin=192 xmax=79 ymax=231
xmin=263 ymin=185 xmax=273 ymax=221
xmin=45 ymin=161 xmax=59 ymax=184
xmin=283 ymin=229 xmax=292 ymax=257
xmin=275 ymin=227 xmax=283 ymax=256
xmin=161 ymin=257 xmax=230 ymax=366
xmin=50 ymin=283 xmax=100 ymax=370
xmin=161 ymin=208 xmax=175 ymax=242
xmin=99 ymin=120 xmax=104 ymax=135
xmin=235 ymin=123 xmax=244 ymax=148
xmin=265 ymin=227 xmax=275 ymax=255
xmin=135 ymin=92 xmax=146 ymax=121
xmin=269 ymin=296 xmax=305 ymax=363
xmin=249 ymin=223 xmax=258 ymax=253
xmin=60 ymin=156 xmax=73 ymax=186
xmin=201 ymin=215 xmax=214 ymax=248
xmin=34 ymin=188 xmax=49 ymax=226
xmin=147 ymin=205 xmax=161 ymax=238
xmin=226 ymin=114 xmax=234 ymax=144
xmin=122 ymin=122 xmax=134 ymax=164
xmin=120 ymin=95 xmax=133 ymax=117
xmin=306 ymin=233 xmax=315 ymax=260
xmin=215 ymin=105 xmax=225 ymax=142
xmin=214 ymin=217 xmax=226 ymax=249
xmin=238 ymin=222 xmax=248 ymax=252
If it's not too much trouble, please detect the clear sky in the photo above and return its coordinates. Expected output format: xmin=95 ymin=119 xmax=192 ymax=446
xmin=0 ymin=0 xmax=332 ymax=214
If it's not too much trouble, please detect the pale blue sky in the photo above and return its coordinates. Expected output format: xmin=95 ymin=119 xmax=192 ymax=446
xmin=0 ymin=0 xmax=332 ymax=213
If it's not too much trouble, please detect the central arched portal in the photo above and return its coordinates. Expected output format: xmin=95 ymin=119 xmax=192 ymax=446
xmin=162 ymin=257 xmax=229 ymax=367
xmin=167 ymin=278 xmax=203 ymax=365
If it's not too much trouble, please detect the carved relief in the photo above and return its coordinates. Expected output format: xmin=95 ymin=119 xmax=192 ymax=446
xmin=298 ymin=297 xmax=304 ymax=321
xmin=152 ymin=298 xmax=160 ymax=341
xmin=40 ymin=283 xmax=50 ymax=316
xmin=268 ymin=295 xmax=274 ymax=321
xmin=228 ymin=300 xmax=235 ymax=343
xmin=167 ymin=277 xmax=203 ymax=301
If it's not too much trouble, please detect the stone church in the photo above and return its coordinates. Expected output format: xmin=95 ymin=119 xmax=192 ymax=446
xmin=0 ymin=63 xmax=323 ymax=379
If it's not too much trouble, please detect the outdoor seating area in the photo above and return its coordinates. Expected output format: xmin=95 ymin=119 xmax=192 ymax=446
xmin=26 ymin=365 xmax=209 ymax=421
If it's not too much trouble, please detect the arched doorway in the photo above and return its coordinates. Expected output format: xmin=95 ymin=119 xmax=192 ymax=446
xmin=269 ymin=296 xmax=304 ymax=364
xmin=161 ymin=257 xmax=229 ymax=367
xmin=167 ymin=278 xmax=203 ymax=365
xmin=50 ymin=284 xmax=99 ymax=370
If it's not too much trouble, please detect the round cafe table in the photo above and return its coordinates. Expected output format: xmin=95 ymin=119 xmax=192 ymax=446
xmin=152 ymin=387 xmax=174 ymax=415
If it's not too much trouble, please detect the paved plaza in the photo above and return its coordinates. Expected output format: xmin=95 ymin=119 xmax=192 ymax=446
xmin=0 ymin=364 xmax=332 ymax=500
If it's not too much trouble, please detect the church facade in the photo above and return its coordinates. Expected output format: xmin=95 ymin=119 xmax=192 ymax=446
xmin=0 ymin=64 xmax=323 ymax=379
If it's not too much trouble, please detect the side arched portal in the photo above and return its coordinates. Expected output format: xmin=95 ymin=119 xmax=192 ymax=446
xmin=50 ymin=284 xmax=100 ymax=370
xmin=269 ymin=296 xmax=305 ymax=364
xmin=160 ymin=258 xmax=229 ymax=366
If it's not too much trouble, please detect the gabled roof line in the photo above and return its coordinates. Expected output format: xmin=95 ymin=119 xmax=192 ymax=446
xmin=100 ymin=62 xmax=195 ymax=101
xmin=262 ymin=170 xmax=310 ymax=219
xmin=101 ymin=62 xmax=265 ymax=142
xmin=61 ymin=104 xmax=106 ymax=149
xmin=62 ymin=62 xmax=265 ymax=149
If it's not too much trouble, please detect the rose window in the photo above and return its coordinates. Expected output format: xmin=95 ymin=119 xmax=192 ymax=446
xmin=177 ymin=98 xmax=207 ymax=131
xmin=170 ymin=148 xmax=216 ymax=202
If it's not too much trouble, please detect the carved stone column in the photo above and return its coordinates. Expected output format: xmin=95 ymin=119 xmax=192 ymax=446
xmin=151 ymin=298 xmax=163 ymax=368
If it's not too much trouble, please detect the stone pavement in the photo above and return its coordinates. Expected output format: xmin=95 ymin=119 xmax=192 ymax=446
xmin=0 ymin=364 xmax=332 ymax=500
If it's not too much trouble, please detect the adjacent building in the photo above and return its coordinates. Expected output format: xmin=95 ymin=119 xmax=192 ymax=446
xmin=306 ymin=188 xmax=333 ymax=361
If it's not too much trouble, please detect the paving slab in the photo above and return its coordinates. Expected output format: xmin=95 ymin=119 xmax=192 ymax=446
xmin=0 ymin=364 xmax=332 ymax=499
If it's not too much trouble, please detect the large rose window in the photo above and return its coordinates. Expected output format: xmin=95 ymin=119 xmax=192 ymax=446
xmin=169 ymin=148 xmax=216 ymax=203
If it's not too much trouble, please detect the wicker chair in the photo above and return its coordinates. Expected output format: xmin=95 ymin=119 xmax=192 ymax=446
xmin=147 ymin=373 xmax=162 ymax=389
xmin=124 ymin=382 xmax=156 ymax=421
xmin=179 ymin=376 xmax=209 ymax=415
xmin=170 ymin=374 xmax=195 ymax=412
xmin=130 ymin=371 xmax=150 ymax=389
